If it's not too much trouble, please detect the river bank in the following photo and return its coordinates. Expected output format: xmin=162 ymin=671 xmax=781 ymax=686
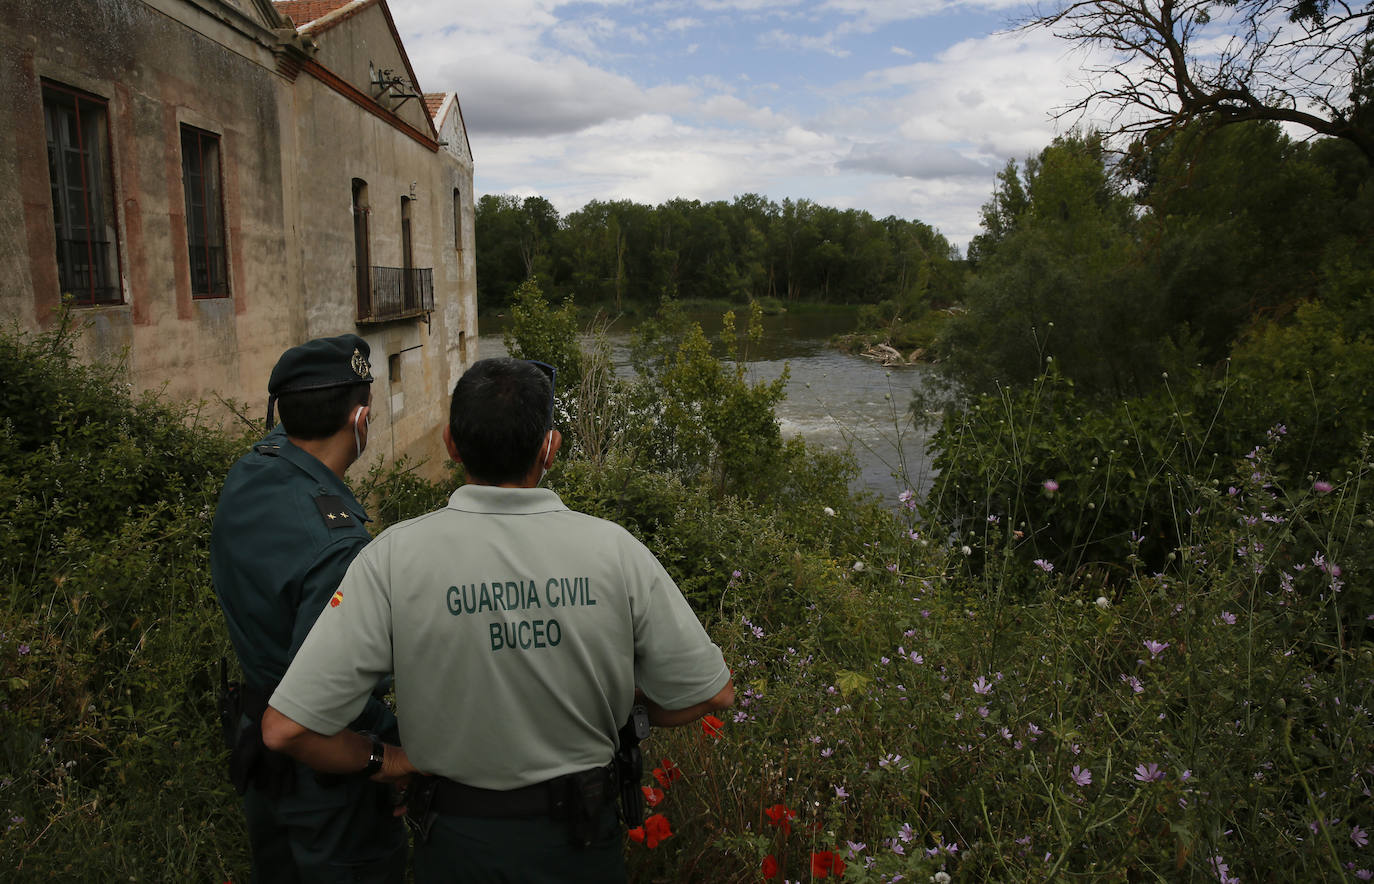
xmin=477 ymin=307 xmax=943 ymax=504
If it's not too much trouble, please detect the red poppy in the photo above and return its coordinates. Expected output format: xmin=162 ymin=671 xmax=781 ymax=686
xmin=701 ymin=714 xmax=724 ymax=739
xmin=652 ymin=758 xmax=683 ymax=788
xmin=761 ymin=854 xmax=779 ymax=879
xmin=642 ymin=812 xmax=673 ymax=848
xmin=763 ymin=803 xmax=798 ymax=835
xmin=642 ymin=785 xmax=665 ymax=807
xmin=627 ymin=826 xmax=645 ymax=844
xmin=811 ymin=851 xmax=846 ymax=878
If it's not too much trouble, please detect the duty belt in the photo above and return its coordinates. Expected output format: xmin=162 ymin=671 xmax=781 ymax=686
xmin=428 ymin=762 xmax=617 ymax=819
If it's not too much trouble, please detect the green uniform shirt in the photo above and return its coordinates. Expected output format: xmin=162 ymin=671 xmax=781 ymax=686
xmin=211 ymin=427 xmax=373 ymax=695
xmin=272 ymin=484 xmax=731 ymax=790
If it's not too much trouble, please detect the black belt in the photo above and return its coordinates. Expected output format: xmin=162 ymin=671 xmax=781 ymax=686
xmin=429 ymin=762 xmax=617 ymax=819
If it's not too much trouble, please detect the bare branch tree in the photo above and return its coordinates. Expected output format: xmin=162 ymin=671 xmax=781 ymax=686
xmin=1024 ymin=0 xmax=1374 ymax=160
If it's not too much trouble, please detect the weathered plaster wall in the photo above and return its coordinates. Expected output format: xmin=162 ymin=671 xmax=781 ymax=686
xmin=0 ymin=0 xmax=291 ymax=413
xmin=0 ymin=0 xmax=477 ymax=480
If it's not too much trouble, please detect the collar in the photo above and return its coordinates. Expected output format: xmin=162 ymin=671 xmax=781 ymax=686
xmin=258 ymin=427 xmax=369 ymax=522
xmin=447 ymin=484 xmax=568 ymax=515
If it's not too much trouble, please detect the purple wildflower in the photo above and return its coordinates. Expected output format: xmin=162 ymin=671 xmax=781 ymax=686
xmin=1134 ymin=762 xmax=1165 ymax=783
xmin=1070 ymin=765 xmax=1092 ymax=786
xmin=1043 ymin=479 xmax=1059 ymax=493
xmin=1143 ymin=640 xmax=1169 ymax=658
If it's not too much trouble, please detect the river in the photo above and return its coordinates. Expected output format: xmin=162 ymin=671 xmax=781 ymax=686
xmin=477 ymin=309 xmax=941 ymax=506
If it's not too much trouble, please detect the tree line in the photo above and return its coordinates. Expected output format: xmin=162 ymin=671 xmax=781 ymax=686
xmin=474 ymin=194 xmax=963 ymax=312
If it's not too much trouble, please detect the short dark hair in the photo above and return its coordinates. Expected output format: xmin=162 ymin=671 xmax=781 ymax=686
xmin=448 ymin=358 xmax=552 ymax=483
xmin=277 ymin=383 xmax=370 ymax=440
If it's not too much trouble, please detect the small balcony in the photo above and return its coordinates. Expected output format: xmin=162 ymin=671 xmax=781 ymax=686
xmin=357 ymin=266 xmax=433 ymax=323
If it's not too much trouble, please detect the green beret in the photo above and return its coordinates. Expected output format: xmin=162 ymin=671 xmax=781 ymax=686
xmin=269 ymin=334 xmax=374 ymax=396
xmin=265 ymin=334 xmax=373 ymax=428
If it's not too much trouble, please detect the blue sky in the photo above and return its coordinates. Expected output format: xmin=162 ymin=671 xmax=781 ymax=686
xmin=389 ymin=0 xmax=1112 ymax=251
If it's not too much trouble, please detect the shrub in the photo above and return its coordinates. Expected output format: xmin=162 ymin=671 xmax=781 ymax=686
xmin=0 ymin=315 xmax=249 ymax=879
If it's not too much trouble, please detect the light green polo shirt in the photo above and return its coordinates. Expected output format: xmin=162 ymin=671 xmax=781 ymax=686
xmin=271 ymin=484 xmax=730 ymax=790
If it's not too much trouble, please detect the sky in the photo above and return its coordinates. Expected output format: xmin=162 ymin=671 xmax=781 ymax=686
xmin=386 ymin=0 xmax=1112 ymax=252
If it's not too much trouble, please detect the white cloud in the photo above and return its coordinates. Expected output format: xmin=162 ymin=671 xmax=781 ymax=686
xmin=758 ymin=28 xmax=852 ymax=57
xmin=826 ymin=29 xmax=1106 ymax=160
xmin=385 ymin=0 xmax=1114 ymax=251
xmin=550 ymin=16 xmax=618 ymax=57
xmin=422 ymin=50 xmax=674 ymax=136
xmin=838 ymin=142 xmax=989 ymax=179
xmin=695 ymin=0 xmax=807 ymax=11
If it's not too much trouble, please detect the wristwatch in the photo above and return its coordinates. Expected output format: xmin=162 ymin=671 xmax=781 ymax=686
xmin=361 ymin=734 xmax=385 ymax=777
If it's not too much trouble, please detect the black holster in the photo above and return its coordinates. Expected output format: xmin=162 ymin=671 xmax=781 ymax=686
xmin=615 ymin=704 xmax=650 ymax=829
xmin=219 ymin=660 xmax=295 ymax=798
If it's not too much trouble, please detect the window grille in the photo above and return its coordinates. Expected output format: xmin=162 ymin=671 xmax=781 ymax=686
xmin=42 ymin=82 xmax=121 ymax=306
xmin=180 ymin=126 xmax=230 ymax=297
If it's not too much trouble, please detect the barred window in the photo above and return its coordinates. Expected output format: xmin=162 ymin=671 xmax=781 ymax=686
xmin=180 ymin=126 xmax=229 ymax=297
xmin=43 ymin=82 xmax=121 ymax=306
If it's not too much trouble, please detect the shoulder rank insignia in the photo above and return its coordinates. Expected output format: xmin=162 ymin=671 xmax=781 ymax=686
xmin=314 ymin=494 xmax=355 ymax=528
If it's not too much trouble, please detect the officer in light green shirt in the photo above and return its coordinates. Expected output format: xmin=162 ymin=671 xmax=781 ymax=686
xmin=211 ymin=334 xmax=405 ymax=883
xmin=263 ymin=357 xmax=734 ymax=883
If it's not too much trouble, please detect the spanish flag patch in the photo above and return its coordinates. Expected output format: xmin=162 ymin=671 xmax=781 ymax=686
xmin=330 ymin=590 xmax=343 ymax=608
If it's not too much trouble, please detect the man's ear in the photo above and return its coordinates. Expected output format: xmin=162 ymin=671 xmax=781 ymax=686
xmin=442 ymin=425 xmax=462 ymax=464
xmin=545 ymin=429 xmax=563 ymax=466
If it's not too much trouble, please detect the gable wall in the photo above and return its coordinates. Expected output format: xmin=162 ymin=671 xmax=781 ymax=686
xmin=309 ymin=3 xmax=432 ymax=137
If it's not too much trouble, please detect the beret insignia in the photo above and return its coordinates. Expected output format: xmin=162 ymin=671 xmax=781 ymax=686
xmin=351 ymin=348 xmax=371 ymax=380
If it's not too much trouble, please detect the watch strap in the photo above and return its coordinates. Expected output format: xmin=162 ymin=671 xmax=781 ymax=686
xmin=361 ymin=734 xmax=384 ymax=777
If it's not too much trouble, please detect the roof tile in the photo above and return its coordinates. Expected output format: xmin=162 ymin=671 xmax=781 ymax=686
xmin=273 ymin=0 xmax=353 ymax=28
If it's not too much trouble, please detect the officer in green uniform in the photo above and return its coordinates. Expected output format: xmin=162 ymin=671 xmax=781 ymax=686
xmin=261 ymin=356 xmax=735 ymax=883
xmin=211 ymin=334 xmax=406 ymax=884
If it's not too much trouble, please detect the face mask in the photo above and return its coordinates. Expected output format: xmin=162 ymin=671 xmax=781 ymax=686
xmin=353 ymin=405 xmax=368 ymax=458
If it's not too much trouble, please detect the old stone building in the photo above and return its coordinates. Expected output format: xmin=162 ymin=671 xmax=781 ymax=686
xmin=0 ymin=0 xmax=477 ymax=474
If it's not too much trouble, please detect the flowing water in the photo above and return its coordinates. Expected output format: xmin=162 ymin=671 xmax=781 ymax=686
xmin=477 ymin=309 xmax=941 ymax=506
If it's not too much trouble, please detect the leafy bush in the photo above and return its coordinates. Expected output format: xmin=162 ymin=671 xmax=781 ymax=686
xmin=0 ymin=315 xmax=249 ymax=879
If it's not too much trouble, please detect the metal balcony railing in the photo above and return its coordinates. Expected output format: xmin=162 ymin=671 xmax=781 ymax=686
xmin=358 ymin=266 xmax=433 ymax=323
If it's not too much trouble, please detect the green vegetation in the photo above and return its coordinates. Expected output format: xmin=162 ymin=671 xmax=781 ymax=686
xmin=4 ymin=249 xmax=1371 ymax=878
xmin=475 ymin=194 xmax=964 ymax=320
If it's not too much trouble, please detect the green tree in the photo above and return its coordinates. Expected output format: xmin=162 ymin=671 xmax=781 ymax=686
xmin=1134 ymin=121 xmax=1347 ymax=363
xmin=966 ymin=159 xmax=1030 ymax=267
xmin=474 ymin=194 xmax=527 ymax=308
xmin=941 ymin=134 xmax=1150 ymax=396
xmin=502 ymin=278 xmax=584 ymax=390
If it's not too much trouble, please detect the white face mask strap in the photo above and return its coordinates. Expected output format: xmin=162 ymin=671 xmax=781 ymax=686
xmin=536 ymin=430 xmax=552 ymax=486
xmin=352 ymin=405 xmax=366 ymax=458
